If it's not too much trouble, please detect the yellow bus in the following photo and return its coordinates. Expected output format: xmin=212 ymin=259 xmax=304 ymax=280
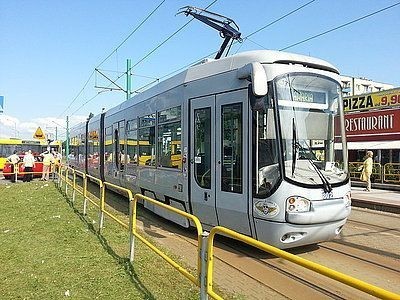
xmin=0 ymin=138 xmax=62 ymax=170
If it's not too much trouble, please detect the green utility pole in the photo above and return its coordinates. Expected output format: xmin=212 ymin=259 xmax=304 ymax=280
xmin=126 ymin=59 xmax=132 ymax=100
xmin=66 ymin=116 xmax=70 ymax=162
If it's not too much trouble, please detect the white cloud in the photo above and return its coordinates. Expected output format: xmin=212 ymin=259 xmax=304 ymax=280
xmin=0 ymin=114 xmax=87 ymax=139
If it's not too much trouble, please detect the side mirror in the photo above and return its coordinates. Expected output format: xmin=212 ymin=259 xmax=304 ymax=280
xmin=237 ymin=62 xmax=268 ymax=97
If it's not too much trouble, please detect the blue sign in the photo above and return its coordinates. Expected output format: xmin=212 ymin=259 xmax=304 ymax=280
xmin=0 ymin=96 xmax=4 ymax=113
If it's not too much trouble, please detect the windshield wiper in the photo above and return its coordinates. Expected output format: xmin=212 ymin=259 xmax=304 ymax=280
xmin=291 ymin=118 xmax=297 ymax=177
xmin=295 ymin=141 xmax=332 ymax=193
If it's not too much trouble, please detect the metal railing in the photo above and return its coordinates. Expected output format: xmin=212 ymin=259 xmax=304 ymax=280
xmin=3 ymin=161 xmax=399 ymax=186
xmin=205 ymin=226 xmax=400 ymax=300
xmin=56 ymin=165 xmax=206 ymax=295
xmin=1 ymin=161 xmax=57 ymax=182
xmin=349 ymin=162 xmax=400 ymax=184
xmin=384 ymin=163 xmax=400 ymax=183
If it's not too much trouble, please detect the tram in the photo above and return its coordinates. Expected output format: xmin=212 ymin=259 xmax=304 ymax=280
xmin=69 ymin=48 xmax=351 ymax=249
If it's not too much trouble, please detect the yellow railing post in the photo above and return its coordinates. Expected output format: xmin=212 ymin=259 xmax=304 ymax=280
xmin=128 ymin=194 xmax=136 ymax=262
xmin=57 ymin=164 xmax=62 ymax=187
xmin=60 ymin=165 xmax=64 ymax=187
xmin=14 ymin=163 xmax=18 ymax=183
xmin=199 ymin=231 xmax=210 ymax=300
xmin=72 ymin=169 xmax=76 ymax=202
xmin=65 ymin=167 xmax=69 ymax=195
xmin=98 ymin=183 xmax=106 ymax=232
xmin=83 ymin=174 xmax=88 ymax=215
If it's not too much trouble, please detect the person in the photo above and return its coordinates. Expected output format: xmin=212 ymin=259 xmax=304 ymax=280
xmin=22 ymin=150 xmax=35 ymax=182
xmin=7 ymin=150 xmax=20 ymax=183
xmin=41 ymin=151 xmax=54 ymax=181
xmin=360 ymin=150 xmax=373 ymax=192
xmin=53 ymin=150 xmax=62 ymax=164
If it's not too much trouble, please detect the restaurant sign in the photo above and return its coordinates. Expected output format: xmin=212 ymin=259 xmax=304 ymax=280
xmin=344 ymin=108 xmax=400 ymax=142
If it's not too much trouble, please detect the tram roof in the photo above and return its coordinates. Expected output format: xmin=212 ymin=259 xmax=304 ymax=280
xmin=106 ymin=50 xmax=339 ymax=115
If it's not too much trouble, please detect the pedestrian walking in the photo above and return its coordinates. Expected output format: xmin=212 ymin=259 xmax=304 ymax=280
xmin=7 ymin=150 xmax=20 ymax=183
xmin=41 ymin=151 xmax=54 ymax=181
xmin=22 ymin=150 xmax=35 ymax=182
xmin=360 ymin=150 xmax=373 ymax=192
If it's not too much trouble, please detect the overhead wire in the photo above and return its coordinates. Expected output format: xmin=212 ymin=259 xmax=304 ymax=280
xmin=57 ymin=70 xmax=95 ymax=119
xmin=280 ymin=1 xmax=400 ymax=51
xmin=96 ymin=0 xmax=166 ymax=69
xmin=59 ymin=0 xmax=166 ymax=119
xmin=110 ymin=0 xmax=219 ymax=85
xmin=67 ymin=0 xmax=219 ymax=117
xmin=245 ymin=0 xmax=316 ymax=39
xmin=154 ymin=0 xmax=316 ymax=82
xmin=158 ymin=1 xmax=399 ymax=82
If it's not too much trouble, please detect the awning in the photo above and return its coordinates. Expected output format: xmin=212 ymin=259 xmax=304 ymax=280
xmin=335 ymin=140 xmax=400 ymax=150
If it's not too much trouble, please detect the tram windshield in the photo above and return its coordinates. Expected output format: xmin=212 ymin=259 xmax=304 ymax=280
xmin=275 ymin=73 xmax=348 ymax=188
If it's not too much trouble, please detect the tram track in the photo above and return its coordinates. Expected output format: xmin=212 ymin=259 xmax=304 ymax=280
xmin=213 ymin=237 xmax=348 ymax=300
xmin=75 ymin=181 xmax=400 ymax=298
xmin=319 ymin=242 xmax=400 ymax=273
xmin=346 ymin=218 xmax=400 ymax=237
xmin=138 ymin=210 xmax=400 ymax=299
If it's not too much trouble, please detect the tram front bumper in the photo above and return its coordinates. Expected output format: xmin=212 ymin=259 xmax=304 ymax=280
xmin=253 ymin=217 xmax=348 ymax=249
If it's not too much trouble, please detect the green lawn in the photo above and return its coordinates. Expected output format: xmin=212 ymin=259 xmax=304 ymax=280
xmin=0 ymin=180 xmax=200 ymax=299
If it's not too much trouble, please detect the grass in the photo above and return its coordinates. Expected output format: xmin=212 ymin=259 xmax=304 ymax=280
xmin=0 ymin=180 xmax=200 ymax=299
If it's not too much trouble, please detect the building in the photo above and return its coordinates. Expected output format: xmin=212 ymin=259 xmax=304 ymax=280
xmin=342 ymin=87 xmax=400 ymax=175
xmin=340 ymin=75 xmax=394 ymax=97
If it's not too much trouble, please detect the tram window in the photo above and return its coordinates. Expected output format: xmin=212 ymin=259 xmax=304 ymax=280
xmin=158 ymin=106 xmax=181 ymax=124
xmin=158 ymin=123 xmax=181 ymax=169
xmin=88 ymin=129 xmax=100 ymax=169
xmin=221 ymin=103 xmax=243 ymax=193
xmin=139 ymin=113 xmax=156 ymax=127
xmin=194 ymin=108 xmax=211 ymax=189
xmin=126 ymin=119 xmax=138 ymax=165
xmin=138 ymin=126 xmax=155 ymax=166
xmin=158 ymin=106 xmax=182 ymax=169
xmin=127 ymin=119 xmax=138 ymax=131
xmin=105 ymin=126 xmax=113 ymax=163
xmin=253 ymin=108 xmax=280 ymax=197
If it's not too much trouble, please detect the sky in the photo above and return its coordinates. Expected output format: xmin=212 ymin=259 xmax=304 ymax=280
xmin=1 ymin=0 xmax=400 ymax=140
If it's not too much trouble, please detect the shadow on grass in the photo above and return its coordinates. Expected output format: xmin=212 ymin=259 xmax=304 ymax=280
xmin=60 ymin=189 xmax=156 ymax=300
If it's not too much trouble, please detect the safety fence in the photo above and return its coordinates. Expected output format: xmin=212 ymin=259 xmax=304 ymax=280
xmin=2 ymin=161 xmax=399 ymax=186
xmin=55 ymin=165 xmax=399 ymax=299
xmin=349 ymin=162 xmax=400 ymax=184
xmin=0 ymin=161 xmax=59 ymax=182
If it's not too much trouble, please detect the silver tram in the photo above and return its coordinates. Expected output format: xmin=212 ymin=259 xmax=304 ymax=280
xmin=69 ymin=50 xmax=351 ymax=249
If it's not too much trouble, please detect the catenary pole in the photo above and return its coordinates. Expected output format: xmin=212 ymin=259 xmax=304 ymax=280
xmin=126 ymin=59 xmax=132 ymax=100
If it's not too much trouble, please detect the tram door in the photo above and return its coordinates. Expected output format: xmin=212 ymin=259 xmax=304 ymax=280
xmin=190 ymin=95 xmax=217 ymax=226
xmin=190 ymin=90 xmax=251 ymax=235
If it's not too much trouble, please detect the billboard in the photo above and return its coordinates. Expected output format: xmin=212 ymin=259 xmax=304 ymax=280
xmin=343 ymin=88 xmax=400 ymax=113
xmin=0 ymin=96 xmax=4 ymax=113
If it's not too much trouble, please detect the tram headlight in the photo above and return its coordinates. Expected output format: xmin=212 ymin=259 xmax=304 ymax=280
xmin=286 ymin=196 xmax=311 ymax=213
